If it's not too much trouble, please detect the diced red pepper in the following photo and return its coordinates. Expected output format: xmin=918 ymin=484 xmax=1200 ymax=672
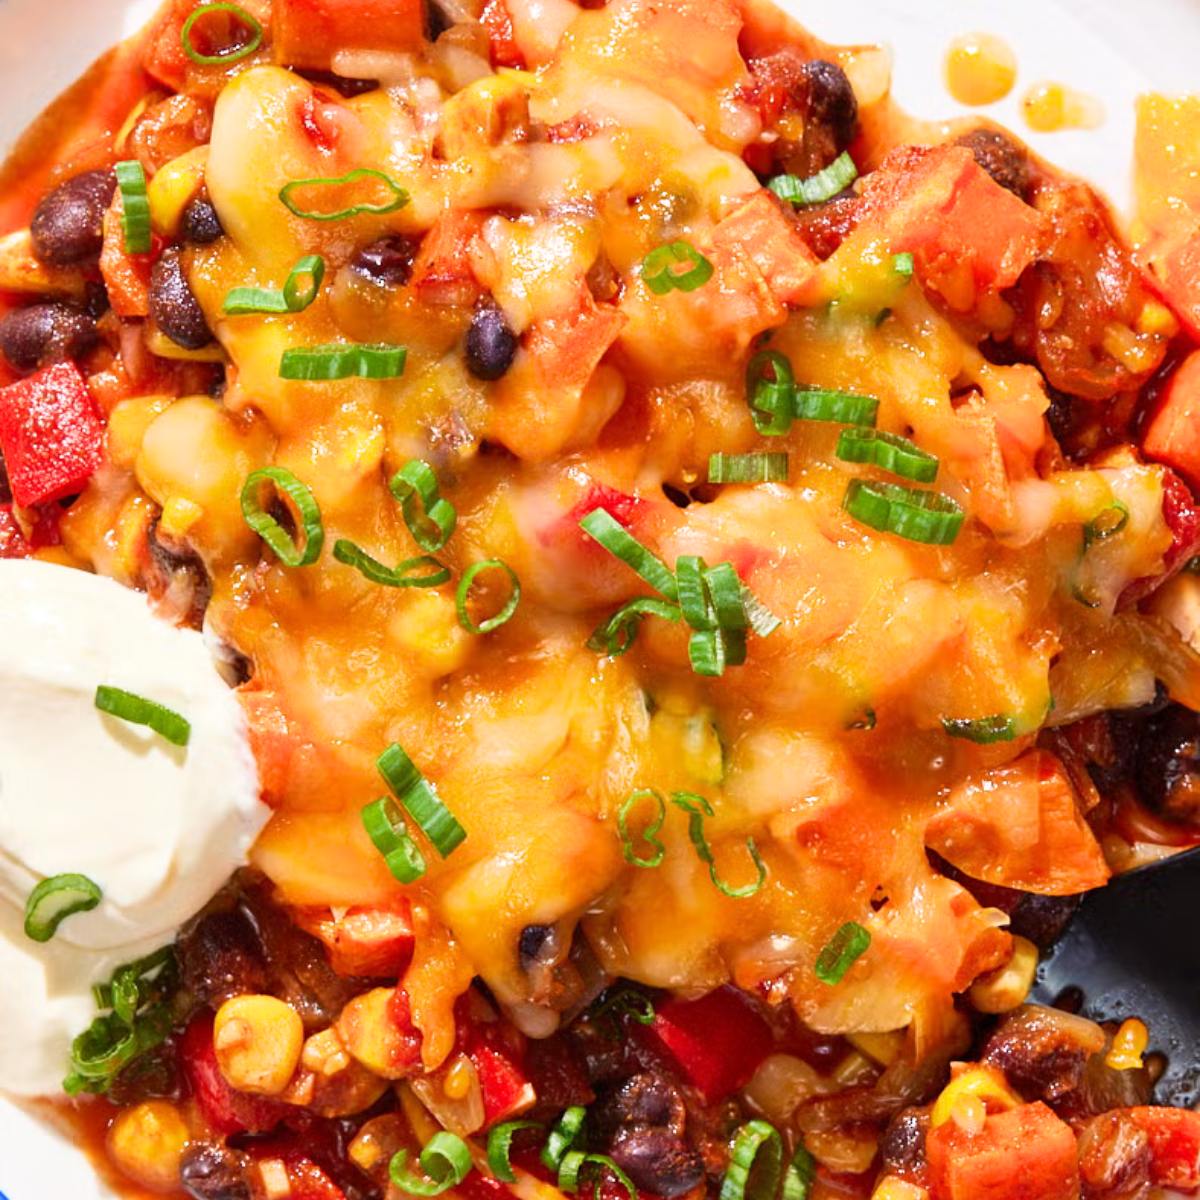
xmin=179 ymin=1013 xmax=288 ymax=1135
xmin=640 ymin=986 xmax=774 ymax=1103
xmin=712 ymin=191 xmax=819 ymax=307
xmin=926 ymin=1103 xmax=1080 ymax=1200
xmin=1127 ymin=1106 xmax=1200 ymax=1190
xmin=293 ymin=903 xmax=415 ymax=978
xmin=0 ymin=362 xmax=104 ymax=507
xmin=142 ymin=0 xmax=193 ymax=91
xmin=480 ymin=0 xmax=525 ymax=69
xmin=458 ymin=997 xmax=536 ymax=1128
xmin=409 ymin=211 xmax=486 ymax=308
xmin=272 ymin=0 xmax=425 ymax=72
xmin=1144 ymin=351 xmax=1200 ymax=491
xmin=459 ymin=1173 xmax=521 ymax=1200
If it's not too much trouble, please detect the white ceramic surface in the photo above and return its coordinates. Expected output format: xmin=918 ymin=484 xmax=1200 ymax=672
xmin=2 ymin=0 xmax=1200 ymax=1194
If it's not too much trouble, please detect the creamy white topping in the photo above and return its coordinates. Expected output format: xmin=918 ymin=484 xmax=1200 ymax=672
xmin=0 ymin=560 xmax=266 ymax=1095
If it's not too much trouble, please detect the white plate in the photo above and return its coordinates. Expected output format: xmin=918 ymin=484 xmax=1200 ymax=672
xmin=3 ymin=0 xmax=1200 ymax=1195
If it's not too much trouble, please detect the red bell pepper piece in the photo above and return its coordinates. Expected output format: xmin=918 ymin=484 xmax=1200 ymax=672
xmin=410 ymin=211 xmax=486 ymax=309
xmin=179 ymin=1013 xmax=288 ymax=1135
xmin=272 ymin=0 xmax=425 ymax=72
xmin=926 ymin=1103 xmax=1080 ymax=1200
xmin=1127 ymin=1106 xmax=1200 ymax=1191
xmin=480 ymin=0 xmax=525 ymax=69
xmin=641 ymin=986 xmax=773 ymax=1103
xmin=458 ymin=999 xmax=536 ymax=1127
xmin=712 ymin=191 xmax=819 ymax=307
xmin=0 ymin=361 xmax=104 ymax=507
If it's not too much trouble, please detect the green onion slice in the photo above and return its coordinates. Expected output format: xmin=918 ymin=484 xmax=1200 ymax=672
xmin=579 ymin=509 xmax=678 ymax=601
xmin=333 ymin=540 xmax=450 ymax=589
xmin=586 ymin=597 xmax=682 ymax=658
xmin=389 ymin=459 xmax=457 ymax=554
xmin=280 ymin=168 xmax=409 ymax=222
xmin=708 ymin=453 xmax=789 ymax=484
xmin=842 ymin=478 xmax=964 ymax=545
xmin=676 ymin=556 xmax=715 ymax=632
xmin=793 ymin=388 xmax=880 ymax=426
xmin=94 ymin=685 xmax=191 ymax=746
xmin=377 ymin=742 xmax=466 ymax=858
xmin=742 ymin=587 xmax=782 ymax=638
xmin=815 ymin=921 xmax=871 ymax=985
xmin=893 ymin=252 xmax=915 ymax=278
xmin=719 ymin=1120 xmax=782 ymax=1200
xmin=783 ymin=1144 xmax=816 ymax=1200
xmin=1083 ymin=501 xmax=1130 ymax=551
xmin=114 ymin=160 xmax=151 ymax=256
xmin=942 ymin=714 xmax=1017 ymax=744
xmin=618 ymin=788 xmax=667 ymax=868
xmin=279 ymin=342 xmax=407 ymax=381
xmin=240 ymin=465 xmax=325 ymax=567
xmin=641 ymin=241 xmax=714 ymax=295
xmin=559 ymin=1152 xmax=638 ymax=1200
xmin=747 ymin=350 xmax=796 ymax=437
xmin=592 ymin=988 xmax=656 ymax=1026
xmin=670 ymin=791 xmax=766 ymax=899
xmin=361 ymin=796 xmax=427 ymax=884
xmin=488 ymin=1121 xmax=543 ymax=1183
xmin=181 ymin=2 xmax=263 ymax=65
xmin=768 ymin=151 xmax=859 ymax=207
xmin=836 ymin=428 xmax=939 ymax=484
xmin=456 ymin=559 xmax=521 ymax=635
xmin=541 ymin=1106 xmax=587 ymax=1172
xmin=223 ymin=254 xmax=325 ymax=315
xmin=688 ymin=628 xmax=747 ymax=677
xmin=24 ymin=874 xmax=102 ymax=943
xmin=390 ymin=1132 xmax=473 ymax=1197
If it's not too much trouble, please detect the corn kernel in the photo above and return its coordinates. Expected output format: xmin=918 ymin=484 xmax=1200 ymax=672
xmin=871 ymin=1180 xmax=929 ymax=1200
xmin=1105 ymin=1018 xmax=1149 ymax=1071
xmin=302 ymin=1027 xmax=352 ymax=1077
xmin=848 ymin=1030 xmax=905 ymax=1067
xmin=159 ymin=496 xmax=205 ymax=539
xmin=1137 ymin=300 xmax=1178 ymax=338
xmin=145 ymin=323 xmax=226 ymax=362
xmin=147 ymin=145 xmax=209 ymax=237
xmin=931 ymin=1065 xmax=1022 ymax=1128
xmin=336 ymin=987 xmax=414 ymax=1079
xmin=257 ymin=1158 xmax=292 ymax=1200
xmin=442 ymin=1053 xmax=476 ymax=1101
xmin=106 ymin=1100 xmax=190 ymax=1191
xmin=213 ymin=994 xmax=304 ymax=1096
xmin=968 ymin=935 xmax=1038 ymax=1014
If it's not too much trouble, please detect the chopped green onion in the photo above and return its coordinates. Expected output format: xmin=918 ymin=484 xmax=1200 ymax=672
xmin=333 ymin=540 xmax=450 ymax=589
xmin=456 ymin=559 xmax=521 ymax=634
xmin=768 ymin=151 xmax=858 ymax=207
xmin=742 ymin=586 xmax=781 ymax=638
xmin=942 ymin=714 xmax=1017 ymax=744
xmin=361 ymin=796 xmax=426 ymax=884
xmin=488 ymin=1121 xmax=543 ymax=1183
xmin=719 ymin=1120 xmax=782 ymax=1200
xmin=592 ymin=988 xmax=656 ymax=1027
xmin=95 ymin=686 xmax=190 ymax=746
xmin=377 ymin=742 xmax=466 ymax=858
xmin=688 ymin=627 xmax=747 ymax=677
xmin=579 ymin=509 xmax=679 ymax=601
xmin=586 ymin=597 xmax=682 ymax=657
xmin=223 ymin=254 xmax=325 ymax=315
xmin=24 ymin=874 xmax=102 ymax=943
xmin=1083 ymin=501 xmax=1130 ymax=551
xmin=670 ymin=792 xmax=766 ymax=899
xmin=559 ymin=1152 xmax=638 ymax=1200
xmin=240 ymin=465 xmax=325 ymax=567
xmin=389 ymin=460 xmax=457 ymax=554
xmin=641 ymin=241 xmax=714 ymax=295
xmin=893 ymin=252 xmax=915 ymax=278
xmin=783 ymin=1144 xmax=816 ymax=1200
xmin=279 ymin=342 xmax=407 ymax=380
xmin=542 ymin=1106 xmax=587 ymax=1172
xmin=704 ymin=562 xmax=750 ymax=632
xmin=708 ymin=453 xmax=789 ymax=485
xmin=835 ymin=428 xmax=939 ymax=484
xmin=815 ymin=921 xmax=871 ymax=985
xmin=842 ymin=479 xmax=964 ymax=545
xmin=390 ymin=1132 xmax=473 ymax=1197
xmin=617 ymin=788 xmax=666 ymax=868
xmin=676 ymin=556 xmax=714 ymax=632
xmin=180 ymin=2 xmax=263 ymax=65
xmin=793 ymin=388 xmax=880 ymax=426
xmin=746 ymin=351 xmax=796 ymax=436
xmin=280 ymin=168 xmax=410 ymax=222
xmin=114 ymin=161 xmax=151 ymax=255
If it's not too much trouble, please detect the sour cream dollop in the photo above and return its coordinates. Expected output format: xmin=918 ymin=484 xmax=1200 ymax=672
xmin=0 ymin=560 xmax=266 ymax=1095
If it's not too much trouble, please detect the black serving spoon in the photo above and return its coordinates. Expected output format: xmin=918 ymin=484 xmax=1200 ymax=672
xmin=1031 ymin=845 xmax=1200 ymax=1107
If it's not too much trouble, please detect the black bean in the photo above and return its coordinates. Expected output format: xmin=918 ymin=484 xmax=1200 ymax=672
xmin=180 ymin=1142 xmax=252 ymax=1200
xmin=1134 ymin=704 xmax=1200 ymax=825
xmin=593 ymin=1073 xmax=686 ymax=1136
xmin=351 ymin=234 xmax=420 ymax=287
xmin=955 ymin=128 xmax=1031 ymax=199
xmin=149 ymin=248 xmax=213 ymax=350
xmin=147 ymin=519 xmax=213 ymax=630
xmin=0 ymin=302 xmax=97 ymax=373
xmin=609 ymin=1127 xmax=704 ymax=1199
xmin=180 ymin=195 xmax=225 ymax=245
xmin=466 ymin=302 xmax=518 ymax=381
xmin=519 ymin=924 xmax=556 ymax=970
xmin=30 ymin=170 xmax=115 ymax=267
xmin=880 ymin=1108 xmax=929 ymax=1176
xmin=801 ymin=60 xmax=858 ymax=160
xmin=176 ymin=909 xmax=268 ymax=1005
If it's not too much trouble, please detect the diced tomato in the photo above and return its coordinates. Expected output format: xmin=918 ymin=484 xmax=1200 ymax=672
xmin=142 ymin=0 xmax=193 ymax=91
xmin=926 ymin=1102 xmax=1079 ymax=1200
xmin=524 ymin=286 xmax=626 ymax=394
xmin=0 ymin=362 xmax=104 ymax=507
xmin=458 ymin=997 xmax=536 ymax=1127
xmin=861 ymin=145 xmax=1047 ymax=304
xmin=285 ymin=1159 xmax=348 ymax=1200
xmin=480 ymin=0 xmax=525 ymax=70
xmin=179 ymin=1013 xmax=287 ymax=1135
xmin=640 ymin=986 xmax=774 ymax=1103
xmin=409 ymin=211 xmax=485 ymax=308
xmin=0 ymin=507 xmax=30 ymax=559
xmin=273 ymin=0 xmax=425 ymax=72
xmin=99 ymin=198 xmax=157 ymax=318
xmin=384 ymin=987 xmax=426 ymax=1075
xmin=1139 ymin=213 xmax=1200 ymax=342
xmin=1144 ymin=351 xmax=1200 ymax=491
xmin=1127 ymin=1107 xmax=1200 ymax=1190
xmin=712 ymin=191 xmax=819 ymax=307
xmin=293 ymin=903 xmax=415 ymax=978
